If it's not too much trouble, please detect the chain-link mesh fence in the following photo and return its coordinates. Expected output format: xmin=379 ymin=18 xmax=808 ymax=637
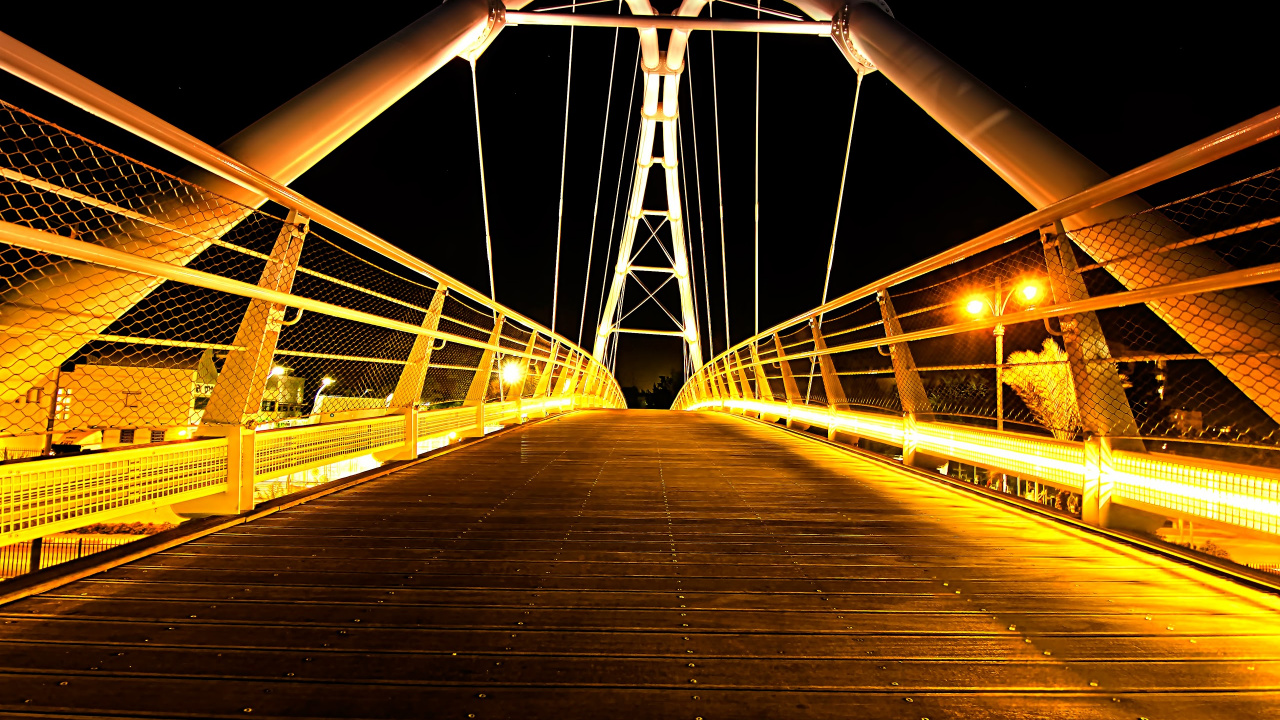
xmin=0 ymin=98 xmax=622 ymax=460
xmin=677 ymin=148 xmax=1280 ymax=570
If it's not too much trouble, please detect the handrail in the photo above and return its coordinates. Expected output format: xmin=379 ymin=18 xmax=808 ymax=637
xmin=706 ymin=102 xmax=1280 ymax=363
xmin=0 ymin=220 xmax=543 ymax=363
xmin=0 ymin=30 xmax=589 ymax=363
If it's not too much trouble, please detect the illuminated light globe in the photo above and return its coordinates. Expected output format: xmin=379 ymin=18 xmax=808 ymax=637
xmin=1021 ymin=283 xmax=1039 ymax=301
xmin=966 ymin=299 xmax=986 ymax=315
xmin=502 ymin=361 xmax=524 ymax=385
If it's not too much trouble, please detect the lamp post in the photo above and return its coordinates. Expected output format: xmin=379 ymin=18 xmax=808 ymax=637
xmin=965 ymin=278 xmax=1040 ymax=431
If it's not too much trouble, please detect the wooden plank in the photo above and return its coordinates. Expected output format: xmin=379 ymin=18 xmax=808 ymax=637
xmin=0 ymin=410 xmax=1277 ymax=719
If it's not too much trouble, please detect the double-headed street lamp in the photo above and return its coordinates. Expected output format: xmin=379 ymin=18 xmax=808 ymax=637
xmin=965 ymin=278 xmax=1041 ymax=431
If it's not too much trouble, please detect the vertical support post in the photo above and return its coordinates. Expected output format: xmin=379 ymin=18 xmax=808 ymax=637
xmin=749 ymin=340 xmax=778 ymax=421
xmin=533 ymin=340 xmax=560 ymax=416
xmin=877 ymin=290 xmax=931 ymax=416
xmin=1082 ymin=434 xmax=1114 ymax=527
xmin=902 ymin=411 xmax=918 ymax=467
xmin=809 ymin=319 xmax=847 ymax=410
xmin=723 ymin=357 xmax=742 ymax=403
xmin=182 ymin=212 xmax=306 ymax=517
xmin=385 ymin=284 xmax=448 ymax=459
xmin=390 ymin=285 xmax=449 ymax=408
xmin=734 ymin=350 xmax=755 ymax=401
xmin=200 ymin=211 xmax=310 ymax=429
xmin=463 ymin=313 xmax=505 ymax=436
xmin=772 ymin=333 xmax=808 ymax=429
xmin=1040 ymin=223 xmax=1143 ymax=449
xmin=28 ymin=537 xmax=42 ymax=574
xmin=510 ymin=331 xmax=540 ymax=421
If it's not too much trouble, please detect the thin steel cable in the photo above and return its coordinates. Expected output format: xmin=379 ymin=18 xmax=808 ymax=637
xmin=754 ymin=0 xmax=761 ymax=337
xmin=716 ymin=0 xmax=802 ymax=20
xmin=677 ymin=99 xmax=702 ymax=360
xmin=709 ymin=5 xmax=731 ymax=349
xmin=469 ymin=61 xmax=497 ymax=308
xmin=806 ymin=73 xmax=865 ymax=406
xmin=551 ymin=23 xmax=576 ymax=334
xmin=685 ymin=42 xmax=714 ymax=360
xmin=820 ymin=72 xmax=865 ymax=320
xmin=595 ymin=43 xmax=643 ymax=348
xmin=577 ymin=4 xmax=622 ymax=348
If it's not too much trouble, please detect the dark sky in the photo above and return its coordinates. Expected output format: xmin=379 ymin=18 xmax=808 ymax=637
xmin=2 ymin=1 xmax=1276 ymax=390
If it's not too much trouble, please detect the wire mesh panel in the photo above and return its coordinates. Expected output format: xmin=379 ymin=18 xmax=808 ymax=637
xmin=0 ymin=94 xmax=624 ymax=544
xmin=678 ymin=152 xmax=1280 ymax=549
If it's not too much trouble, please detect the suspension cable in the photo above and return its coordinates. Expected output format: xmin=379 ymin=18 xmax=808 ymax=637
xmin=594 ymin=43 xmax=642 ymax=347
xmin=577 ymin=2 xmax=623 ymax=348
xmin=754 ymin=0 xmax=761 ymax=337
xmin=806 ymin=72 xmax=866 ymax=405
xmin=551 ymin=23 xmax=576 ymax=334
xmin=677 ymin=97 xmax=702 ymax=360
xmin=469 ymin=60 xmax=497 ymax=308
xmin=684 ymin=44 xmax=715 ymax=360
xmin=820 ymin=72 xmax=865 ymax=320
xmin=709 ymin=4 xmax=731 ymax=349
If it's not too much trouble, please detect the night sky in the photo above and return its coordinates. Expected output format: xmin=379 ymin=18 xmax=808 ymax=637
xmin=2 ymin=1 xmax=1276 ymax=391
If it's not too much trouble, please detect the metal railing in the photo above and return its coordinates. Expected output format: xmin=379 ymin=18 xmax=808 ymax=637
xmin=676 ymin=104 xmax=1280 ymax=542
xmin=0 ymin=65 xmax=624 ymax=546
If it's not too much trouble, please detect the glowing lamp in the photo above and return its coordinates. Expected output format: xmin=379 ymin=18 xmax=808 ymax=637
xmin=1021 ymin=283 xmax=1039 ymax=301
xmin=270 ymin=366 xmax=286 ymax=377
xmin=321 ymin=377 xmax=334 ymax=388
xmin=502 ymin=362 xmax=524 ymax=385
xmin=965 ymin=299 xmax=986 ymax=316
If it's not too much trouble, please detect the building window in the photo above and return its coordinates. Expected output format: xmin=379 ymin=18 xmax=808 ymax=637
xmin=119 ymin=428 xmax=135 ymax=444
xmin=150 ymin=429 xmax=166 ymax=443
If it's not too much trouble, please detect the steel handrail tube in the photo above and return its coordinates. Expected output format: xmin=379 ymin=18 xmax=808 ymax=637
xmin=0 ymin=220 xmax=559 ymax=366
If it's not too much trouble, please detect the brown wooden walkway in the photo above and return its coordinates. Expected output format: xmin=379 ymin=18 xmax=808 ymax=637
xmin=2 ymin=410 xmax=1279 ymax=718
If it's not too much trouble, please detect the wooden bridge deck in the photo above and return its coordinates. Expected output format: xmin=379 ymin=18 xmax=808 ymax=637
xmin=1 ymin=409 xmax=1278 ymax=719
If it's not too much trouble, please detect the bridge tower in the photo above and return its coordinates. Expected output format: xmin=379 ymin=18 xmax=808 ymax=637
xmin=593 ymin=7 xmax=703 ymax=370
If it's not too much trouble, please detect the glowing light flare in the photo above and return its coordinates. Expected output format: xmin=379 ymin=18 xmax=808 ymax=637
xmin=965 ymin=298 xmax=986 ymax=316
xmin=320 ymin=377 xmax=335 ymax=388
xmin=502 ymin=362 xmax=525 ymax=385
xmin=270 ymin=366 xmax=286 ymax=377
xmin=1021 ymin=283 xmax=1040 ymax=301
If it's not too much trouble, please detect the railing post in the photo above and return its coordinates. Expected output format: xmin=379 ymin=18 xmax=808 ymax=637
xmin=463 ymin=313 xmax=505 ymax=436
xmin=901 ymin=411 xmax=918 ymax=468
xmin=772 ymin=333 xmax=807 ymax=429
xmin=511 ymin=332 xmax=540 ymax=421
xmin=1082 ymin=434 xmax=1114 ymax=527
xmin=532 ymin=340 xmax=560 ymax=416
xmin=384 ymin=284 xmax=449 ymax=459
xmin=175 ymin=425 xmax=255 ymax=516
xmin=28 ymin=537 xmax=42 ymax=574
xmin=810 ymin=319 xmax=852 ymax=441
xmin=748 ymin=340 xmax=778 ymax=421
xmin=877 ymin=290 xmax=931 ymax=417
xmin=722 ymin=357 xmax=742 ymax=411
xmin=1040 ymin=223 xmax=1143 ymax=450
xmin=199 ymin=211 xmax=309 ymax=430
xmin=181 ymin=212 xmax=306 ymax=517
xmin=734 ymin=350 xmax=755 ymax=402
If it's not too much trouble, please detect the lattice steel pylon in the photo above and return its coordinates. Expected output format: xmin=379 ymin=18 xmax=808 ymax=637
xmin=593 ymin=10 xmax=703 ymax=370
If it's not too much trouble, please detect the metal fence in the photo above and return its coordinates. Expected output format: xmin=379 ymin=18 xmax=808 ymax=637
xmin=675 ymin=105 xmax=1280 ymax=542
xmin=0 ymin=97 xmax=624 ymax=546
xmin=0 ymin=534 xmax=136 ymax=580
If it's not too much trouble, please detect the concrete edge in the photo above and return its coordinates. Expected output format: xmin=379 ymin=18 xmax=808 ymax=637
xmin=0 ymin=412 xmax=564 ymax=607
xmin=723 ymin=410 xmax=1280 ymax=597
